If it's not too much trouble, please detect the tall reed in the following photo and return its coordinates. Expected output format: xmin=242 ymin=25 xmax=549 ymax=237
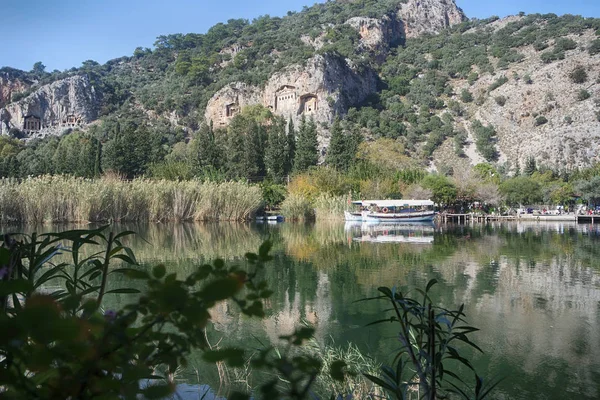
xmin=313 ymin=194 xmax=348 ymax=221
xmin=0 ymin=176 xmax=263 ymax=223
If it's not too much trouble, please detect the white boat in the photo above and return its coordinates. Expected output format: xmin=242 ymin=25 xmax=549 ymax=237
xmin=345 ymin=200 xmax=436 ymax=223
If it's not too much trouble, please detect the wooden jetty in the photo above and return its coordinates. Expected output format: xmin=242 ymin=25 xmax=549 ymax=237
xmin=438 ymin=213 xmax=516 ymax=223
xmin=577 ymin=215 xmax=599 ymax=224
xmin=440 ymin=213 xmax=598 ymax=224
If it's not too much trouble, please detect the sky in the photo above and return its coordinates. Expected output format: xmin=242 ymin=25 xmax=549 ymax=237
xmin=1 ymin=0 xmax=599 ymax=72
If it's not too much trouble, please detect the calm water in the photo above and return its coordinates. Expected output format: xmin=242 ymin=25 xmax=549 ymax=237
xmin=11 ymin=221 xmax=600 ymax=399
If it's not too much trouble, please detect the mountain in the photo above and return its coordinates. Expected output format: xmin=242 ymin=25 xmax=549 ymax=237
xmin=1 ymin=0 xmax=599 ymax=176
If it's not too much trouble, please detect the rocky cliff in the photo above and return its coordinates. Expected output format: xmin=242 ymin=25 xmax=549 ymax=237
xmin=206 ymin=54 xmax=379 ymax=135
xmin=0 ymin=71 xmax=32 ymax=109
xmin=398 ymin=0 xmax=466 ymax=38
xmin=0 ymin=75 xmax=101 ymax=138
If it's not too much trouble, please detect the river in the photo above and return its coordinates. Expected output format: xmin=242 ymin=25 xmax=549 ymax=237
xmin=12 ymin=221 xmax=600 ymax=399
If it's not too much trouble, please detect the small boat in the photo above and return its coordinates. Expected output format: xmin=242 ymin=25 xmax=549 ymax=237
xmin=345 ymin=200 xmax=436 ymax=223
xmin=266 ymin=215 xmax=284 ymax=222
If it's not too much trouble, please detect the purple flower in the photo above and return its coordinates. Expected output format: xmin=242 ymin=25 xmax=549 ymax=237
xmin=104 ymin=310 xmax=117 ymax=321
xmin=0 ymin=267 xmax=8 ymax=279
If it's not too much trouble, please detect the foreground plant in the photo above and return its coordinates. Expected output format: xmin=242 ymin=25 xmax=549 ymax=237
xmin=0 ymin=227 xmax=330 ymax=399
xmin=364 ymin=280 xmax=501 ymax=400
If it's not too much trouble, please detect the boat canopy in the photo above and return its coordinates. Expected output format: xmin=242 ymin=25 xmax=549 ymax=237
xmin=351 ymin=200 xmax=434 ymax=207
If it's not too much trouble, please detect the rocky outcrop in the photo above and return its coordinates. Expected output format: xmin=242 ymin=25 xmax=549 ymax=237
xmin=397 ymin=0 xmax=466 ymax=38
xmin=206 ymin=54 xmax=379 ymax=131
xmin=0 ymin=72 xmax=31 ymax=109
xmin=204 ymin=82 xmax=263 ymax=127
xmin=0 ymin=75 xmax=100 ymax=138
xmin=346 ymin=15 xmax=404 ymax=59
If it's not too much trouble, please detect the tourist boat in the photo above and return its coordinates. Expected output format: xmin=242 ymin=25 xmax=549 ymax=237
xmin=345 ymin=200 xmax=436 ymax=223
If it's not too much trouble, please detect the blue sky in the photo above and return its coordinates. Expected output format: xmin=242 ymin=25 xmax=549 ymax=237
xmin=1 ymin=0 xmax=599 ymax=72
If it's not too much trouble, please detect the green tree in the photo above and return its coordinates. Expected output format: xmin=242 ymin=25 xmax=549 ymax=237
xmin=500 ymin=176 xmax=543 ymax=206
xmin=190 ymin=122 xmax=223 ymax=173
xmin=422 ymin=174 xmax=457 ymax=207
xmin=293 ymin=116 xmax=319 ymax=173
xmin=264 ymin=119 xmax=288 ymax=183
xmin=285 ymin=118 xmax=296 ymax=176
xmin=576 ymin=176 xmax=600 ymax=205
xmin=325 ymin=118 xmax=352 ymax=170
xmin=31 ymin=61 xmax=46 ymax=75
xmin=101 ymin=124 xmax=158 ymax=178
xmin=524 ymin=156 xmax=537 ymax=176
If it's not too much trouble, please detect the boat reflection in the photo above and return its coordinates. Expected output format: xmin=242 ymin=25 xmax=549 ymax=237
xmin=344 ymin=221 xmax=435 ymax=244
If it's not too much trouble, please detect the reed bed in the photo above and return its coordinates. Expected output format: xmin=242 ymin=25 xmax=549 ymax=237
xmin=0 ymin=176 xmax=263 ymax=223
xmin=313 ymin=194 xmax=348 ymax=221
xmin=280 ymin=193 xmax=315 ymax=221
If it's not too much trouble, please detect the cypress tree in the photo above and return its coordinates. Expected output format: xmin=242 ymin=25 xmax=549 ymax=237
xmin=326 ymin=117 xmax=350 ymax=170
xmin=243 ymin=121 xmax=266 ymax=181
xmin=192 ymin=122 xmax=223 ymax=173
xmin=284 ymin=118 xmax=296 ymax=176
xmin=225 ymin=116 xmax=247 ymax=179
xmin=293 ymin=116 xmax=319 ymax=173
xmin=265 ymin=118 xmax=288 ymax=183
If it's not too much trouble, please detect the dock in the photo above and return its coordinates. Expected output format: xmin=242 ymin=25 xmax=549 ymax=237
xmin=577 ymin=215 xmax=599 ymax=224
xmin=438 ymin=213 xmax=598 ymax=224
xmin=439 ymin=214 xmax=516 ymax=223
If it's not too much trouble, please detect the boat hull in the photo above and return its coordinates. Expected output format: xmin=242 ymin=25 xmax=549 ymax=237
xmin=344 ymin=211 xmax=364 ymax=221
xmin=365 ymin=212 xmax=436 ymax=223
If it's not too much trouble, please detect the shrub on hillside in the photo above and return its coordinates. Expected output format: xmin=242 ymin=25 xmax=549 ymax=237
xmin=569 ymin=65 xmax=588 ymax=84
xmin=460 ymin=89 xmax=474 ymax=103
xmin=577 ymin=89 xmax=591 ymax=101
xmin=495 ymin=95 xmax=507 ymax=106
xmin=488 ymin=76 xmax=508 ymax=92
xmin=535 ymin=116 xmax=549 ymax=126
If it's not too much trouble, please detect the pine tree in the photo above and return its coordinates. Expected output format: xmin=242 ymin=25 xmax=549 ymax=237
xmin=293 ymin=116 xmax=319 ymax=173
xmin=265 ymin=118 xmax=288 ymax=183
xmin=326 ymin=117 xmax=350 ymax=170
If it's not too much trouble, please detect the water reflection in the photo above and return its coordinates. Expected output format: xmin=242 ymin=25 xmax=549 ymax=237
xmin=4 ymin=221 xmax=600 ymax=399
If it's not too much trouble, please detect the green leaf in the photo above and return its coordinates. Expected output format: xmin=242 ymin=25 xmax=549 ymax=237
xmin=258 ymin=241 xmax=272 ymax=259
xmin=106 ymin=288 xmax=141 ymax=294
xmin=426 ymin=279 xmax=438 ymax=292
xmin=330 ymin=360 xmax=347 ymax=382
xmin=152 ymin=265 xmax=166 ymax=279
xmin=0 ymin=279 xmax=32 ymax=296
xmin=364 ymin=373 xmax=396 ymax=393
xmin=200 ymin=277 xmax=240 ymax=302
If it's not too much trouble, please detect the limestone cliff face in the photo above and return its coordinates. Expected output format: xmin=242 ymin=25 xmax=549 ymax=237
xmin=0 ymin=75 xmax=101 ymax=138
xmin=345 ymin=15 xmax=404 ymax=59
xmin=397 ymin=0 xmax=466 ymax=38
xmin=206 ymin=54 xmax=379 ymax=132
xmin=0 ymin=72 xmax=31 ymax=109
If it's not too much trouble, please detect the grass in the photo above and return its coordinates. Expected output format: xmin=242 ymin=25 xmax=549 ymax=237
xmin=0 ymin=176 xmax=263 ymax=223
